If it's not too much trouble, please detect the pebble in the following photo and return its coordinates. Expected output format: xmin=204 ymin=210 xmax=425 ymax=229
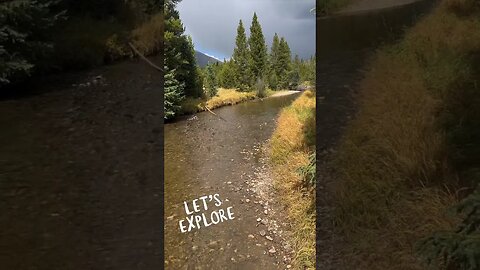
xmin=192 ymin=246 xmax=198 ymax=251
xmin=266 ymin=235 xmax=273 ymax=241
xmin=245 ymin=199 xmax=250 ymax=203
xmin=259 ymin=230 xmax=266 ymax=236
xmin=207 ymin=241 xmax=219 ymax=249
xmin=268 ymin=247 xmax=276 ymax=254
xmin=248 ymin=234 xmax=255 ymax=239
xmin=256 ymin=218 xmax=262 ymax=222
xmin=287 ymin=265 xmax=292 ymax=269
xmin=264 ymin=210 xmax=268 ymax=215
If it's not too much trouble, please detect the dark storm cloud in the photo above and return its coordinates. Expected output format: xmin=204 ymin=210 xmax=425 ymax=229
xmin=177 ymin=0 xmax=315 ymax=60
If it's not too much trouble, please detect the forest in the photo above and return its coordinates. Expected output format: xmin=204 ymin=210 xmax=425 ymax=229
xmin=164 ymin=0 xmax=316 ymax=119
xmin=1 ymin=0 xmax=163 ymax=88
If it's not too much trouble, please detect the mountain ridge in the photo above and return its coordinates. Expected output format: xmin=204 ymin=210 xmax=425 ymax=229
xmin=195 ymin=51 xmax=220 ymax=67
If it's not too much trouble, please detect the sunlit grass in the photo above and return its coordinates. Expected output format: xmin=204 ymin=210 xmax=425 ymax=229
xmin=269 ymin=90 xmax=316 ymax=269
xmin=180 ymin=88 xmax=292 ymax=115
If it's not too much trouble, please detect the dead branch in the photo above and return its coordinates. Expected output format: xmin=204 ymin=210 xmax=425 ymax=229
xmin=204 ymin=106 xmax=227 ymax=121
xmin=128 ymin=42 xmax=163 ymax=72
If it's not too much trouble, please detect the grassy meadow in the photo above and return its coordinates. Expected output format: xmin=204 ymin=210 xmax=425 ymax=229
xmin=331 ymin=0 xmax=480 ymax=268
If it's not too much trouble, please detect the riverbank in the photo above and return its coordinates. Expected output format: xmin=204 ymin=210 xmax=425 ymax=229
xmin=269 ymin=90 xmax=316 ymax=269
xmin=319 ymin=0 xmax=422 ymax=15
xmin=331 ymin=0 xmax=480 ymax=269
xmin=180 ymin=88 xmax=298 ymax=115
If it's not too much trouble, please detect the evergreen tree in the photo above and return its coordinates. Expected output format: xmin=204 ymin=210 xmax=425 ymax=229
xmin=268 ymin=33 xmax=280 ymax=90
xmin=0 ymin=0 xmax=64 ymax=86
xmin=218 ymin=60 xmax=236 ymax=88
xmin=164 ymin=63 xmax=184 ymax=120
xmin=277 ymin=37 xmax=292 ymax=89
xmin=204 ymin=62 xmax=217 ymax=98
xmin=248 ymin=12 xmax=267 ymax=83
xmin=268 ymin=72 xmax=278 ymax=90
xmin=164 ymin=1 xmax=200 ymax=97
xmin=232 ymin=19 xmax=250 ymax=91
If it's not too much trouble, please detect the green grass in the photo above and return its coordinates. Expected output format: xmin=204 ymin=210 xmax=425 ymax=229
xmin=331 ymin=0 xmax=480 ymax=269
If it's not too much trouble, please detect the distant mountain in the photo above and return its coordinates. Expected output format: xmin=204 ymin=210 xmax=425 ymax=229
xmin=195 ymin=51 xmax=220 ymax=67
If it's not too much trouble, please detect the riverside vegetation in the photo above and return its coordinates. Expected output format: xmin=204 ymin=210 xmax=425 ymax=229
xmin=331 ymin=0 xmax=480 ymax=269
xmin=269 ymin=90 xmax=316 ymax=269
xmin=164 ymin=0 xmax=316 ymax=120
xmin=0 ymin=0 xmax=164 ymax=86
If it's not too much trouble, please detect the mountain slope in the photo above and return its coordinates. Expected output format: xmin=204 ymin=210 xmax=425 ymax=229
xmin=195 ymin=51 xmax=220 ymax=67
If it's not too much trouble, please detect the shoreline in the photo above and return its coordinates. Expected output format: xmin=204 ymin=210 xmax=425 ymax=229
xmin=170 ymin=89 xmax=302 ymax=122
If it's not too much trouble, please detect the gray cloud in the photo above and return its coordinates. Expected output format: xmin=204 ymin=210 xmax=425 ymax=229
xmin=177 ymin=0 xmax=315 ymax=60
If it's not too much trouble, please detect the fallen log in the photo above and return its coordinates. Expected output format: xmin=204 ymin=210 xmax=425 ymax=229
xmin=204 ymin=106 xmax=227 ymax=122
xmin=128 ymin=42 xmax=163 ymax=72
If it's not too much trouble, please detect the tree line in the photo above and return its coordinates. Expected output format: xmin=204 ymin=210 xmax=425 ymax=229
xmin=164 ymin=1 xmax=316 ymax=119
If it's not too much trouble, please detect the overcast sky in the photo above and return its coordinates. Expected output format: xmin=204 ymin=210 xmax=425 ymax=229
xmin=177 ymin=0 xmax=315 ymax=60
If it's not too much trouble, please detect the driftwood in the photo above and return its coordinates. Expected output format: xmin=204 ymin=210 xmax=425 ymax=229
xmin=128 ymin=42 xmax=163 ymax=72
xmin=204 ymin=106 xmax=227 ymax=122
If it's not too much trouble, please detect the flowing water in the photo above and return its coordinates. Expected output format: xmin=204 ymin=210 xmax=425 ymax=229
xmin=164 ymin=94 xmax=300 ymax=269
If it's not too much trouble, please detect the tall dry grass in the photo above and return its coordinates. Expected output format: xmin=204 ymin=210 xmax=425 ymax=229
xmin=180 ymin=88 xmax=256 ymax=115
xmin=332 ymin=1 xmax=480 ymax=269
xmin=270 ymin=90 xmax=316 ymax=269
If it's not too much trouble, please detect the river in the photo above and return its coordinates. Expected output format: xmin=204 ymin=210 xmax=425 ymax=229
xmin=164 ymin=93 xmax=301 ymax=269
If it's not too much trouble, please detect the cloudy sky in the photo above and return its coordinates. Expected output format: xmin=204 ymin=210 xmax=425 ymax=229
xmin=177 ymin=0 xmax=315 ymax=60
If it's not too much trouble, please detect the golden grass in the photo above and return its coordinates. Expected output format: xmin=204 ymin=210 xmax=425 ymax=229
xmin=180 ymin=88 xmax=291 ymax=115
xmin=269 ymin=90 xmax=316 ymax=269
xmin=130 ymin=13 xmax=164 ymax=56
xmin=332 ymin=1 xmax=480 ymax=269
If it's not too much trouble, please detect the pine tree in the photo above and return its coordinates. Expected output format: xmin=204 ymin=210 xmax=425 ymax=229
xmin=248 ymin=12 xmax=267 ymax=83
xmin=0 ymin=0 xmax=64 ymax=86
xmin=164 ymin=1 xmax=200 ymax=97
xmin=232 ymin=20 xmax=250 ymax=91
xmin=204 ymin=62 xmax=217 ymax=98
xmin=218 ymin=60 xmax=236 ymax=88
xmin=164 ymin=63 xmax=184 ymax=120
xmin=277 ymin=37 xmax=292 ymax=89
xmin=268 ymin=33 xmax=280 ymax=90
